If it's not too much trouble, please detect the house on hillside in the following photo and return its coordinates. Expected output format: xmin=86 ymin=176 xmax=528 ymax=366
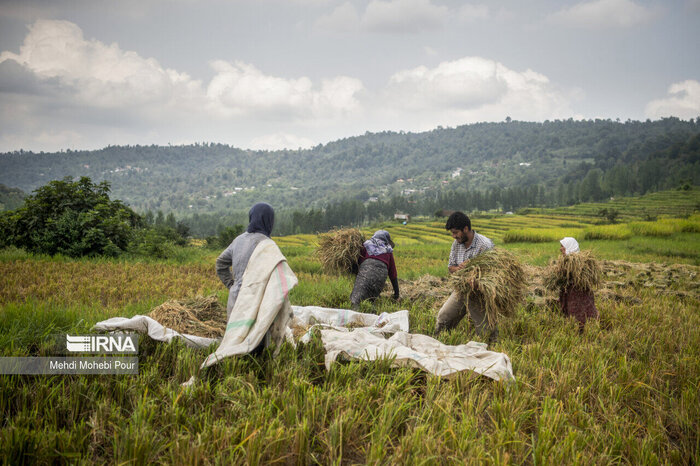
xmin=394 ymin=213 xmax=411 ymax=222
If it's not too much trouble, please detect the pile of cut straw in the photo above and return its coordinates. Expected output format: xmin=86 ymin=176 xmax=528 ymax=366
xmin=315 ymin=228 xmax=365 ymax=275
xmin=148 ymin=295 xmax=226 ymax=338
xmin=449 ymin=248 xmax=527 ymax=327
xmin=543 ymin=250 xmax=603 ymax=292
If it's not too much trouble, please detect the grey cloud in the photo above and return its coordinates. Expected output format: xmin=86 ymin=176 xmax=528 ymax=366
xmin=361 ymin=0 xmax=448 ymax=34
xmin=0 ymin=59 xmax=61 ymax=96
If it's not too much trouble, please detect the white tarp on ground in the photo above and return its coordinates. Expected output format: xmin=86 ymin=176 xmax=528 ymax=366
xmin=320 ymin=329 xmax=515 ymax=381
xmin=93 ymin=306 xmax=513 ymax=380
xmin=92 ymin=307 xmax=409 ymax=348
xmin=290 ymin=306 xmax=409 ymax=342
xmin=92 ymin=315 xmax=218 ymax=348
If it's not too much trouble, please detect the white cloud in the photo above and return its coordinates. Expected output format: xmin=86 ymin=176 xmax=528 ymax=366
xmin=381 ymin=57 xmax=578 ymax=128
xmin=547 ymin=0 xmax=655 ymax=28
xmin=206 ymin=60 xmax=364 ymax=119
xmin=0 ymin=20 xmax=368 ymax=151
xmin=249 ymin=133 xmax=316 ymax=151
xmin=0 ymin=19 xmax=203 ymax=110
xmin=362 ymin=0 xmax=448 ymax=33
xmin=645 ymin=80 xmax=700 ymax=120
xmin=314 ymin=2 xmax=360 ymax=31
xmin=0 ymin=20 xmax=580 ymax=152
xmin=457 ymin=4 xmax=490 ymax=22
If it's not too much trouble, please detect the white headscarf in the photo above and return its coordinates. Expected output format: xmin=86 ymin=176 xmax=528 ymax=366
xmin=560 ymin=237 xmax=580 ymax=255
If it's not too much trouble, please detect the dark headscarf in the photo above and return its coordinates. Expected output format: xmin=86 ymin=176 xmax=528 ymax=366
xmin=246 ymin=202 xmax=274 ymax=237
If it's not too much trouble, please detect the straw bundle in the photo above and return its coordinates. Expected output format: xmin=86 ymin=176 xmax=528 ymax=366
xmin=148 ymin=295 xmax=226 ymax=338
xmin=449 ymin=248 xmax=527 ymax=327
xmin=315 ymin=228 xmax=365 ymax=275
xmin=543 ymin=250 xmax=603 ymax=292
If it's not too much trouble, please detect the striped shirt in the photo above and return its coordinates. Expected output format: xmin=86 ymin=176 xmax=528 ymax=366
xmin=448 ymin=231 xmax=494 ymax=267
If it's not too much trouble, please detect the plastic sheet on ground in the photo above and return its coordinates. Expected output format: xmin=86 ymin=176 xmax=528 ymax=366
xmin=92 ymin=315 xmax=218 ymax=348
xmin=320 ymin=328 xmax=514 ymax=381
xmin=91 ymin=306 xmax=409 ymax=348
xmin=290 ymin=306 xmax=409 ymax=343
xmin=93 ymin=306 xmax=513 ymax=380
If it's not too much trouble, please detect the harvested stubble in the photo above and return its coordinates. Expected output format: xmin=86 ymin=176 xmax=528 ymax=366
xmin=148 ymin=295 xmax=226 ymax=338
xmin=449 ymin=248 xmax=527 ymax=327
xmin=315 ymin=228 xmax=365 ymax=275
xmin=543 ymin=250 xmax=603 ymax=292
xmin=398 ymin=275 xmax=451 ymax=302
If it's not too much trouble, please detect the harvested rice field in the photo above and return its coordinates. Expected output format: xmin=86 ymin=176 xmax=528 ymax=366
xmin=1 ymin=201 xmax=699 ymax=463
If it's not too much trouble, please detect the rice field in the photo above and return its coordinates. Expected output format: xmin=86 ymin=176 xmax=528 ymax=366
xmin=1 ymin=195 xmax=699 ymax=463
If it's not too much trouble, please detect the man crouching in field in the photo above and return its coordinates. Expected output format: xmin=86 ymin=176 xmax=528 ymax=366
xmin=434 ymin=211 xmax=497 ymax=342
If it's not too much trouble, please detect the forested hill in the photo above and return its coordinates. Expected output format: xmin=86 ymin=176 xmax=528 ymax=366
xmin=0 ymin=184 xmax=25 ymax=211
xmin=1 ymin=118 xmax=699 ymax=216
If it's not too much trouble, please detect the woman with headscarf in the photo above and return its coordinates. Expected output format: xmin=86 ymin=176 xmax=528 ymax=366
xmin=558 ymin=237 xmax=599 ymax=328
xmin=350 ymin=230 xmax=400 ymax=309
xmin=216 ymin=202 xmax=276 ymax=319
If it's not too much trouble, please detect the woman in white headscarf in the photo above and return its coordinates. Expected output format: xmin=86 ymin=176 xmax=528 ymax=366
xmin=350 ymin=230 xmax=400 ymax=309
xmin=558 ymin=237 xmax=599 ymax=328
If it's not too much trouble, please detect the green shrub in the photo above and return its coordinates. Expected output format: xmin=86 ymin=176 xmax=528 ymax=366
xmin=207 ymin=225 xmax=244 ymax=249
xmin=0 ymin=177 xmax=141 ymax=257
xmin=129 ymin=228 xmax=178 ymax=259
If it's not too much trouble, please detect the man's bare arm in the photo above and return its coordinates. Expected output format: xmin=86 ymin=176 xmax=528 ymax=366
xmin=448 ymin=260 xmax=468 ymax=274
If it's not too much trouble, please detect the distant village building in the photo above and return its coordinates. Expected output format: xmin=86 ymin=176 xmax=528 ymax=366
xmin=452 ymin=168 xmax=463 ymax=178
xmin=394 ymin=213 xmax=411 ymax=222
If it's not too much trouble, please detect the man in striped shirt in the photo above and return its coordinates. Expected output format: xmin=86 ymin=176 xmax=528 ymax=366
xmin=435 ymin=211 xmax=497 ymax=343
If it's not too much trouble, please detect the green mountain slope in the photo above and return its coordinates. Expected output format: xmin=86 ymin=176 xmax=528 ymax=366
xmin=1 ymin=118 xmax=698 ymax=215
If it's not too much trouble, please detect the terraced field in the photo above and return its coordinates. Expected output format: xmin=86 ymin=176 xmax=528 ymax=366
xmin=1 ymin=190 xmax=699 ymax=463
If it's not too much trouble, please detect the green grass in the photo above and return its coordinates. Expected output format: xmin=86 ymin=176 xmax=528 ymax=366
xmin=582 ymin=224 xmax=633 ymax=240
xmin=503 ymin=228 xmax=585 ymax=243
xmin=1 ymin=193 xmax=699 ymax=463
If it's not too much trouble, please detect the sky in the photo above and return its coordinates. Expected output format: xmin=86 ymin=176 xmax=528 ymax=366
xmin=0 ymin=0 xmax=699 ymax=152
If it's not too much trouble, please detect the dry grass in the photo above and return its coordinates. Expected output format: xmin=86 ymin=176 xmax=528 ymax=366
xmin=0 ymin=259 xmax=219 ymax=310
xmin=449 ymin=248 xmax=527 ymax=327
xmin=148 ymin=295 xmax=226 ymax=338
xmin=398 ymin=274 xmax=451 ymax=302
xmin=315 ymin=228 xmax=365 ymax=275
xmin=543 ymin=250 xmax=603 ymax=292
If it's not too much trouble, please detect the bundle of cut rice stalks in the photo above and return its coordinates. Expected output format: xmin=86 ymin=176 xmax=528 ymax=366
xmin=315 ymin=228 xmax=365 ymax=275
xmin=148 ymin=295 xmax=226 ymax=338
xmin=543 ymin=250 xmax=602 ymax=292
xmin=449 ymin=248 xmax=527 ymax=327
